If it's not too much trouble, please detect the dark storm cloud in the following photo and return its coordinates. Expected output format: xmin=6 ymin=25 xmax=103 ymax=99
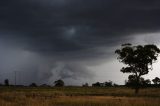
xmin=1 ymin=0 xmax=160 ymax=85
xmin=1 ymin=0 xmax=160 ymax=55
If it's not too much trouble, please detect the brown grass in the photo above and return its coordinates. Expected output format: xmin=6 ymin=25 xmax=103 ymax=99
xmin=0 ymin=87 xmax=160 ymax=106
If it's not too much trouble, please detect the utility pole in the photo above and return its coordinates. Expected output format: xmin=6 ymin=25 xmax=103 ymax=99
xmin=15 ymin=71 xmax=16 ymax=86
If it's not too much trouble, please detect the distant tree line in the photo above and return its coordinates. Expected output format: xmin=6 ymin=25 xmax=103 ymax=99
xmin=125 ymin=77 xmax=160 ymax=88
xmin=92 ymin=81 xmax=118 ymax=87
xmin=1 ymin=77 xmax=160 ymax=88
xmin=0 ymin=79 xmax=65 ymax=87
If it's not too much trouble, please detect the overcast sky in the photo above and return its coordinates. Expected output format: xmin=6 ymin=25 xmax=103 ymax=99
xmin=0 ymin=0 xmax=160 ymax=85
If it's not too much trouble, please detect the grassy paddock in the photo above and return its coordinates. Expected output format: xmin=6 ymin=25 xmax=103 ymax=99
xmin=0 ymin=87 xmax=160 ymax=106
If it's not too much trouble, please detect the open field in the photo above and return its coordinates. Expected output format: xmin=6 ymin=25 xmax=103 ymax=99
xmin=0 ymin=87 xmax=160 ymax=106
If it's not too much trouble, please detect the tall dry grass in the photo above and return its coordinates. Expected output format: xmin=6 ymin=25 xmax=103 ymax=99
xmin=0 ymin=87 xmax=160 ymax=106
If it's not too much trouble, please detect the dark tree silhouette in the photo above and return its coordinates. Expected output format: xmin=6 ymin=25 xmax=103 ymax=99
xmin=115 ymin=44 xmax=160 ymax=94
xmin=40 ymin=84 xmax=50 ymax=87
xmin=4 ymin=79 xmax=9 ymax=86
xmin=141 ymin=79 xmax=151 ymax=87
xmin=54 ymin=79 xmax=64 ymax=87
xmin=125 ymin=75 xmax=151 ymax=87
xmin=92 ymin=82 xmax=101 ymax=87
xmin=82 ymin=83 xmax=89 ymax=87
xmin=29 ymin=83 xmax=37 ymax=87
xmin=104 ymin=81 xmax=113 ymax=87
xmin=152 ymin=77 xmax=160 ymax=85
xmin=125 ymin=75 xmax=137 ymax=87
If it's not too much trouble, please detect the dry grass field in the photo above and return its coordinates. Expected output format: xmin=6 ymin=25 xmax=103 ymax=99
xmin=0 ymin=87 xmax=160 ymax=106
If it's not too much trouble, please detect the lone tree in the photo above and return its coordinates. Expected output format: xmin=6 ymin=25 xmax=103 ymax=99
xmin=4 ymin=79 xmax=9 ymax=86
xmin=115 ymin=44 xmax=160 ymax=94
xmin=54 ymin=79 xmax=64 ymax=87
xmin=152 ymin=77 xmax=160 ymax=85
xmin=29 ymin=83 xmax=37 ymax=87
xmin=92 ymin=82 xmax=101 ymax=87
